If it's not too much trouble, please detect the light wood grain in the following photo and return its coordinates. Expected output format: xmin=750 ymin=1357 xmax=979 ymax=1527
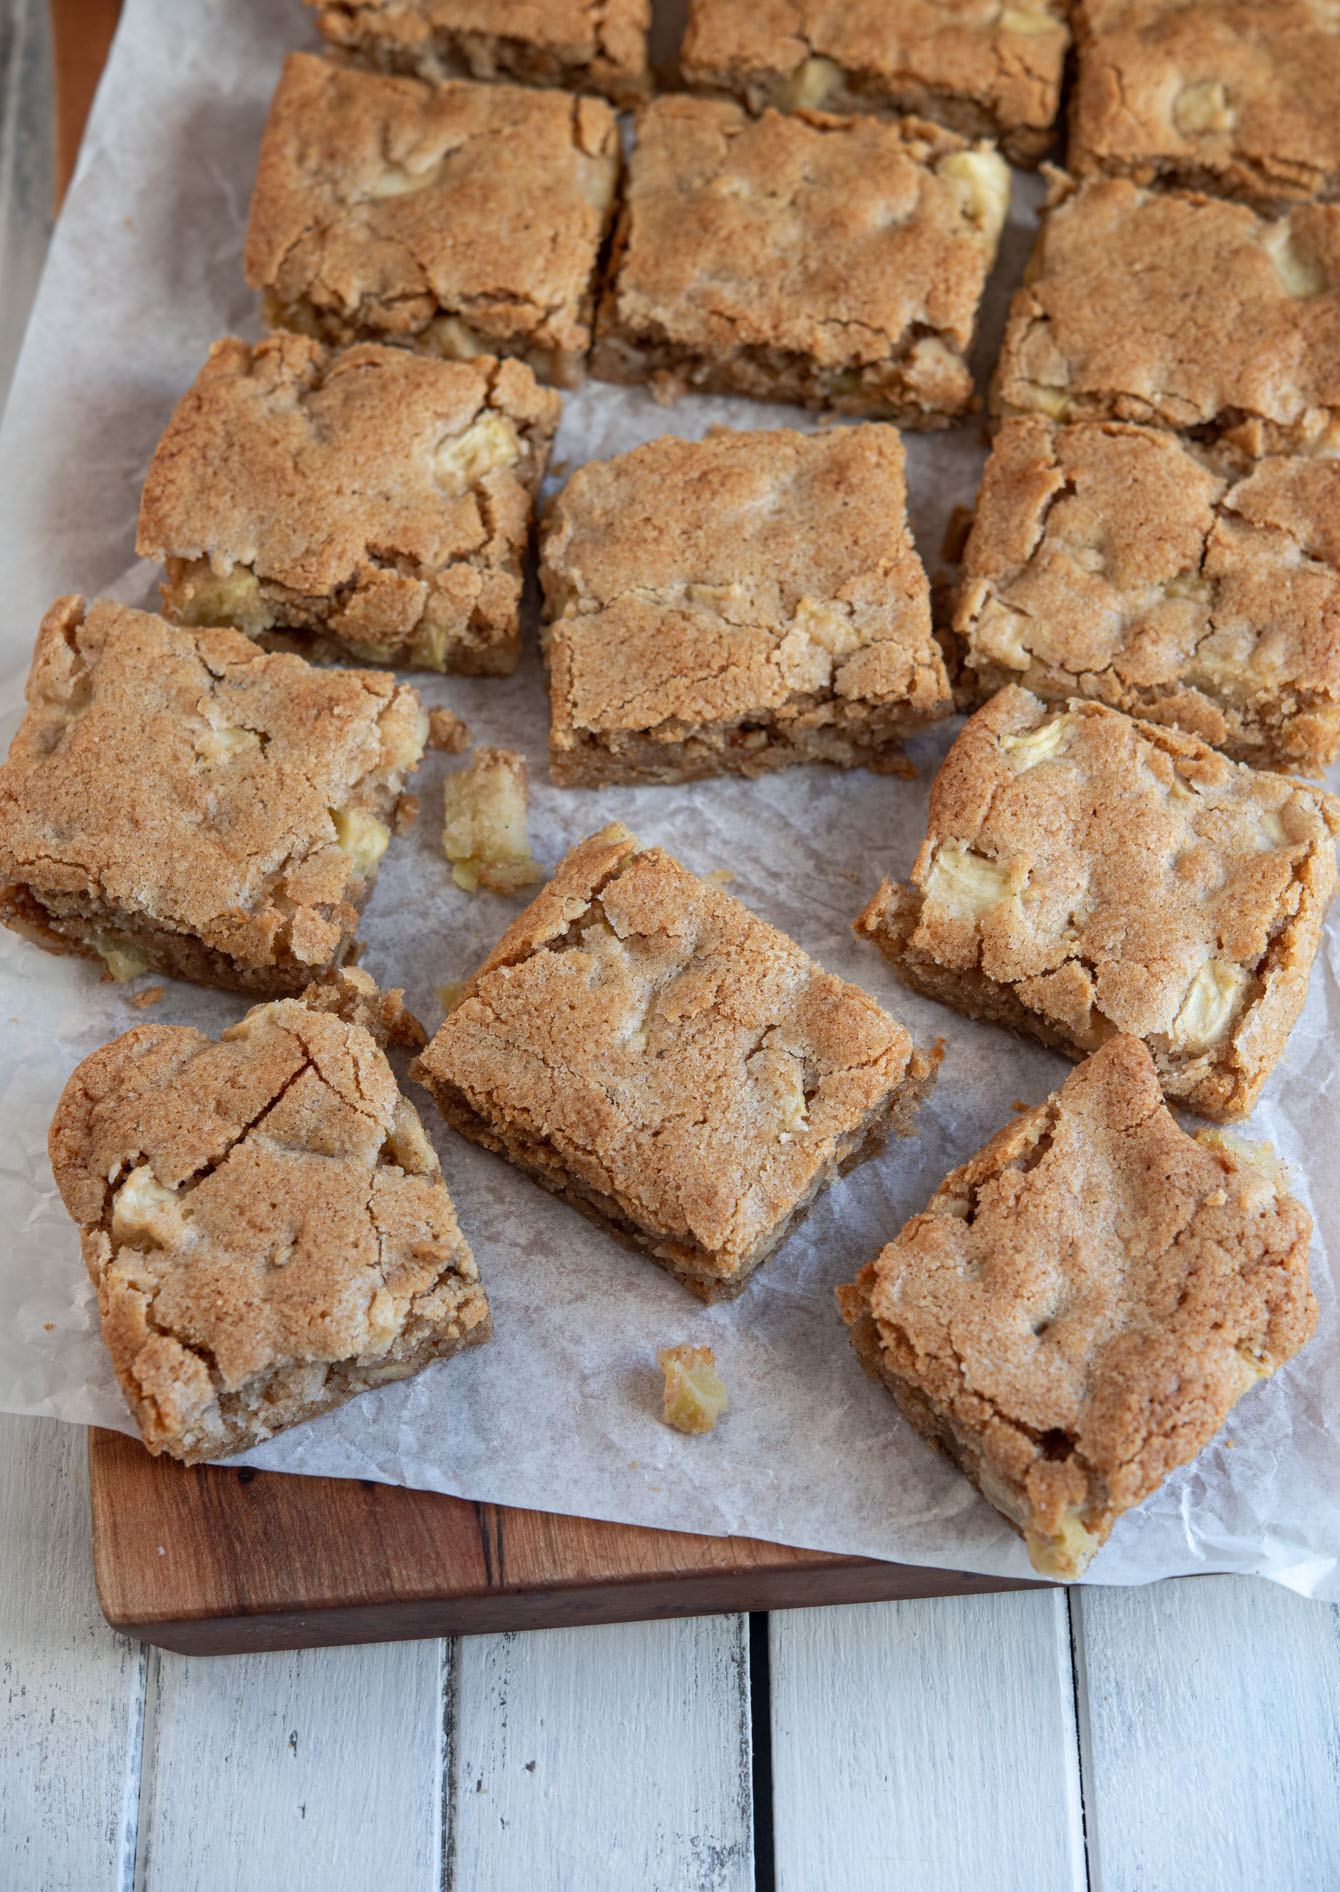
xmin=769 ymin=1590 xmax=1087 ymax=1892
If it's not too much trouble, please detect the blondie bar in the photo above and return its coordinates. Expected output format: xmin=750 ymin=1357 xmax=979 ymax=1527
xmin=590 ymin=96 xmax=1010 ymax=422
xmin=49 ymin=976 xmax=489 ymax=1463
xmin=245 ymin=54 xmax=619 ymax=388
xmin=956 ymin=418 xmax=1340 ymax=774
xmin=138 ymin=336 xmax=560 ymax=676
xmin=0 ymin=598 xmax=426 ymax=996
xmin=540 ymin=426 xmax=950 ymax=785
xmin=837 ymin=1035 xmax=1317 ymax=1578
xmin=855 ymin=688 xmax=1340 ymax=1121
xmin=681 ymin=0 xmax=1069 ymax=167
xmin=412 ymin=824 xmax=938 ymax=1300
xmin=993 ymin=177 xmax=1340 ymax=459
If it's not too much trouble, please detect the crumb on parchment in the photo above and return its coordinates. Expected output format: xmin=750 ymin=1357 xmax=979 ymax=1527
xmin=442 ymin=747 xmax=544 ymax=894
xmin=657 ymin=1345 xmax=728 ymax=1434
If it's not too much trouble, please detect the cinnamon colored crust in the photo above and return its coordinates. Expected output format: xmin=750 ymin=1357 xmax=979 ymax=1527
xmin=854 ymin=687 xmax=1340 ymax=1121
xmin=838 ymin=1036 xmax=1317 ymax=1577
xmin=412 ymin=823 xmax=938 ymax=1300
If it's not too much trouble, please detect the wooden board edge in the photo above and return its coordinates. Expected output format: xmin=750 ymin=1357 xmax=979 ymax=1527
xmin=50 ymin=0 xmax=124 ymax=207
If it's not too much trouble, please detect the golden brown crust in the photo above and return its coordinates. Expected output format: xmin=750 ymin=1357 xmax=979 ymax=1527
xmin=0 ymin=597 xmax=426 ymax=996
xmin=412 ymin=823 xmax=937 ymax=1298
xmin=839 ymin=1036 xmax=1317 ymax=1576
xmin=854 ymin=687 xmax=1340 ymax=1121
xmin=540 ymin=426 xmax=950 ymax=785
xmin=956 ymin=418 xmax=1340 ymax=773
xmin=244 ymin=54 xmax=620 ymax=388
xmin=138 ymin=335 xmax=560 ymax=676
xmin=48 ymin=991 xmax=490 ymax=1463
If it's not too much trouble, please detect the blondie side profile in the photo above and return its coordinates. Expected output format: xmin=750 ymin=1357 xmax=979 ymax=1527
xmin=0 ymin=598 xmax=426 ymax=996
xmin=955 ymin=418 xmax=1340 ymax=774
xmin=244 ymin=54 xmax=620 ymax=388
xmin=540 ymin=426 xmax=951 ymax=785
xmin=681 ymin=0 xmax=1069 ymax=166
xmin=138 ymin=336 xmax=561 ymax=675
xmin=590 ymin=95 xmax=1010 ymax=422
xmin=854 ymin=688 xmax=1340 ymax=1121
xmin=837 ymin=1036 xmax=1317 ymax=1578
xmin=412 ymin=824 xmax=938 ymax=1301
xmin=993 ymin=177 xmax=1340 ymax=459
xmin=1069 ymin=0 xmax=1340 ymax=207
xmin=49 ymin=975 xmax=490 ymax=1464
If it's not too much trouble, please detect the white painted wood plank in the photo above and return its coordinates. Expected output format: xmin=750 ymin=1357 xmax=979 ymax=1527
xmin=770 ymin=1590 xmax=1086 ymax=1892
xmin=450 ymin=1615 xmax=754 ymax=1892
xmin=1075 ymin=1575 xmax=1340 ymax=1892
xmin=0 ymin=0 xmax=55 ymax=404
xmin=0 ymin=1414 xmax=145 ymax=1892
xmin=133 ymin=1636 xmax=446 ymax=1892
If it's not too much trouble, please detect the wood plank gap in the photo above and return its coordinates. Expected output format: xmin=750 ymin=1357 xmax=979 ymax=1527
xmin=128 ymin=1646 xmax=162 ymax=1892
xmin=439 ymin=1637 xmax=462 ymax=1892
xmin=1066 ymin=1591 xmax=1096 ymax=1892
xmin=115 ymin=1638 xmax=150 ymax=1892
xmin=748 ymin=1615 xmax=775 ymax=1892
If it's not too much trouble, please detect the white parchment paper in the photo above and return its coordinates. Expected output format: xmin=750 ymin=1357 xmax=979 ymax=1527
xmin=1 ymin=0 xmax=1336 ymax=1595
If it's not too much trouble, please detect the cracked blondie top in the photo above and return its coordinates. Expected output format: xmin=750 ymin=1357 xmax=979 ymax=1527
xmin=956 ymin=417 xmax=1340 ymax=775
xmin=682 ymin=0 xmax=1070 ymax=167
xmin=412 ymin=823 xmax=938 ymax=1300
xmin=137 ymin=334 xmax=560 ymax=676
xmin=540 ymin=426 xmax=950 ymax=786
xmin=1070 ymin=0 xmax=1340 ymax=208
xmin=838 ymin=1035 xmax=1317 ymax=1578
xmin=993 ymin=176 xmax=1340 ymax=459
xmin=305 ymin=0 xmax=652 ymax=107
xmin=855 ymin=687 xmax=1340 ymax=1121
xmin=49 ymin=979 xmax=489 ymax=1463
xmin=0 ymin=598 xmax=427 ymax=997
xmin=244 ymin=53 xmax=620 ymax=388
xmin=590 ymin=96 xmax=1010 ymax=422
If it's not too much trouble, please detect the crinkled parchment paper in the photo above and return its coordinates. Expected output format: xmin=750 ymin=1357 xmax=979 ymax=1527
xmin=0 ymin=0 xmax=1336 ymax=1594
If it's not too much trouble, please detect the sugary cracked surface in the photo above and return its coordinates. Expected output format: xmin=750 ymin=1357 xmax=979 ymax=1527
xmin=855 ymin=687 xmax=1340 ymax=1121
xmin=48 ymin=985 xmax=490 ymax=1463
xmin=245 ymin=53 xmax=620 ymax=388
xmin=305 ymin=0 xmax=653 ymax=107
xmin=590 ymin=95 xmax=1010 ymax=422
xmin=993 ymin=176 xmax=1340 ymax=458
xmin=682 ymin=0 xmax=1070 ymax=166
xmin=138 ymin=334 xmax=561 ymax=676
xmin=956 ymin=417 xmax=1340 ymax=774
xmin=0 ymin=597 xmax=426 ymax=996
xmin=838 ymin=1035 xmax=1317 ymax=1577
xmin=1070 ymin=0 xmax=1340 ymax=208
xmin=412 ymin=823 xmax=937 ymax=1300
xmin=540 ymin=425 xmax=950 ymax=785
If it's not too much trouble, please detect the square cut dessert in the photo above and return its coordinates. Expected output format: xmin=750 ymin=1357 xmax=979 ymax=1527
xmin=411 ymin=823 xmax=938 ymax=1301
xmin=854 ymin=687 xmax=1340 ymax=1122
xmin=681 ymin=0 xmax=1069 ymax=168
xmin=48 ymin=972 xmax=490 ymax=1464
xmin=305 ymin=0 xmax=652 ymax=108
xmin=1069 ymin=0 xmax=1340 ymax=208
xmin=0 ymin=597 xmax=427 ymax=996
xmin=955 ymin=418 xmax=1340 ymax=775
xmin=244 ymin=53 xmax=620 ymax=389
xmin=540 ymin=426 xmax=951 ymax=785
xmin=137 ymin=335 xmax=561 ymax=676
xmin=590 ymin=95 xmax=1011 ymax=423
xmin=837 ymin=1035 xmax=1317 ymax=1578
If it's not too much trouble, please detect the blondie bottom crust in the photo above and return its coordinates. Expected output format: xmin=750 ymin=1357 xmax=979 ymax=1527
xmin=412 ymin=824 xmax=938 ymax=1301
xmin=245 ymin=54 xmax=620 ymax=389
xmin=306 ymin=0 xmax=652 ymax=108
xmin=0 ymin=598 xmax=427 ymax=997
xmin=49 ymin=978 xmax=490 ymax=1463
xmin=956 ymin=418 xmax=1340 ymax=774
xmin=855 ymin=688 xmax=1340 ymax=1121
xmin=838 ymin=1036 xmax=1317 ymax=1578
xmin=540 ymin=427 xmax=950 ymax=785
xmin=681 ymin=0 xmax=1069 ymax=167
xmin=590 ymin=96 xmax=1010 ymax=423
xmin=1070 ymin=0 xmax=1340 ymax=208
xmin=137 ymin=336 xmax=560 ymax=677
xmin=993 ymin=177 xmax=1340 ymax=459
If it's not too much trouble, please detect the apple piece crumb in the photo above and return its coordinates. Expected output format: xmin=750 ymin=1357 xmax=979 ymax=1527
xmin=657 ymin=1345 xmax=728 ymax=1434
xmin=442 ymin=747 xmax=544 ymax=894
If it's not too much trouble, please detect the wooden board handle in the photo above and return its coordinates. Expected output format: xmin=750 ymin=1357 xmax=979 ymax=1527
xmin=50 ymin=0 xmax=124 ymax=206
